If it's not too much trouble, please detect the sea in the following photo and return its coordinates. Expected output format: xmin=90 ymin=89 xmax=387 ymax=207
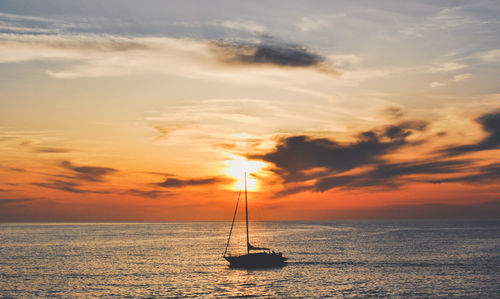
xmin=0 ymin=220 xmax=499 ymax=298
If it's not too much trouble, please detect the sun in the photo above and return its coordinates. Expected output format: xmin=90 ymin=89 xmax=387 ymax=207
xmin=223 ymin=156 xmax=267 ymax=191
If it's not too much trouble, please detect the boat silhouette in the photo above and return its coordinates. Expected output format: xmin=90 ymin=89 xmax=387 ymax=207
xmin=223 ymin=172 xmax=287 ymax=268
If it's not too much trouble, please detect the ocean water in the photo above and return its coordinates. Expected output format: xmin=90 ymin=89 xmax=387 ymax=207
xmin=0 ymin=220 xmax=499 ymax=298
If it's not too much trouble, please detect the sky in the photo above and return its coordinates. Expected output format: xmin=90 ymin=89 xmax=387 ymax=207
xmin=0 ymin=0 xmax=499 ymax=221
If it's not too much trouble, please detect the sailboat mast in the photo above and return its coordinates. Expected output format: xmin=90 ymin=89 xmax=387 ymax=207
xmin=245 ymin=172 xmax=249 ymax=254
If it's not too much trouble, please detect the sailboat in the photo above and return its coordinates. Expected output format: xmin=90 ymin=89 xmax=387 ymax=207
xmin=223 ymin=172 xmax=287 ymax=268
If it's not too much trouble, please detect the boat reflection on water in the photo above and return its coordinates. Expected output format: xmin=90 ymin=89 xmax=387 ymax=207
xmin=223 ymin=173 xmax=287 ymax=269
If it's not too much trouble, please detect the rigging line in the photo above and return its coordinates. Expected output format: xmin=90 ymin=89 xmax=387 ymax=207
xmin=223 ymin=185 xmax=242 ymax=256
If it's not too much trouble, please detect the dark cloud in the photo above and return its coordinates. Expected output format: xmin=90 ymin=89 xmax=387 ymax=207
xmin=19 ymin=140 xmax=32 ymax=146
xmin=126 ymin=189 xmax=169 ymax=199
xmin=238 ymin=45 xmax=323 ymax=67
xmin=34 ymin=180 xmax=107 ymax=194
xmin=143 ymin=171 xmax=175 ymax=176
xmin=430 ymin=163 xmax=500 ymax=184
xmin=0 ymin=198 xmax=37 ymax=205
xmin=156 ymin=176 xmax=230 ymax=188
xmin=314 ymin=160 xmax=470 ymax=192
xmin=440 ymin=112 xmax=500 ymax=156
xmin=34 ymin=147 xmax=73 ymax=153
xmin=274 ymin=160 xmax=470 ymax=196
xmin=0 ymin=165 xmax=25 ymax=172
xmin=60 ymin=160 xmax=117 ymax=182
xmin=275 ymin=185 xmax=316 ymax=197
xmin=0 ymin=198 xmax=40 ymax=212
xmin=382 ymin=106 xmax=405 ymax=119
xmin=251 ymin=121 xmax=428 ymax=183
xmin=212 ymin=41 xmax=338 ymax=74
xmin=249 ymin=118 xmax=499 ymax=196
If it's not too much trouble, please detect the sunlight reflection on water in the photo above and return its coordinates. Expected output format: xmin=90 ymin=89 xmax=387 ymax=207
xmin=0 ymin=221 xmax=499 ymax=297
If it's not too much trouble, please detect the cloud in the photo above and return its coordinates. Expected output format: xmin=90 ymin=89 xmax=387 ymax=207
xmin=34 ymin=147 xmax=73 ymax=153
xmin=341 ymin=67 xmax=403 ymax=82
xmin=34 ymin=180 xmax=108 ymax=194
xmin=0 ymin=12 xmax=61 ymax=35
xmin=145 ymin=97 xmax=332 ymax=155
xmin=126 ymin=189 xmax=169 ymax=199
xmin=0 ymin=34 xmax=338 ymax=79
xmin=210 ymin=20 xmax=267 ymax=34
xmin=250 ymin=115 xmax=500 ymax=195
xmin=212 ymin=41 xmax=338 ymax=74
xmin=0 ymin=198 xmax=37 ymax=205
xmin=275 ymin=159 xmax=471 ymax=196
xmin=430 ymin=163 xmax=500 ymax=184
xmin=428 ymin=62 xmax=467 ymax=73
xmin=0 ymin=165 xmax=25 ymax=172
xmin=429 ymin=81 xmax=446 ymax=88
xmin=440 ymin=112 xmax=500 ymax=155
xmin=326 ymin=54 xmax=360 ymax=68
xmin=429 ymin=73 xmax=473 ymax=88
xmin=254 ymin=111 xmax=500 ymax=196
xmin=251 ymin=120 xmax=428 ymax=183
xmin=475 ymin=49 xmax=500 ymax=62
xmin=398 ymin=6 xmax=487 ymax=40
xmin=0 ymin=34 xmax=150 ymax=66
xmin=382 ymin=106 xmax=405 ymax=119
xmin=452 ymin=73 xmax=473 ymax=82
xmin=0 ymin=197 xmax=39 ymax=211
xmin=60 ymin=160 xmax=117 ymax=182
xmin=296 ymin=16 xmax=331 ymax=32
xmin=314 ymin=160 xmax=470 ymax=192
xmin=240 ymin=45 xmax=322 ymax=67
xmin=156 ymin=176 xmax=227 ymax=188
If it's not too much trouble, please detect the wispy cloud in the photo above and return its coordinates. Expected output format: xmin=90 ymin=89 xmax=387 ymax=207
xmin=428 ymin=62 xmax=467 ymax=73
xmin=452 ymin=73 xmax=473 ymax=82
xmin=59 ymin=160 xmax=117 ymax=182
xmin=296 ymin=16 xmax=332 ymax=32
xmin=326 ymin=54 xmax=360 ymax=68
xmin=210 ymin=20 xmax=267 ymax=34
xmin=34 ymin=147 xmax=73 ymax=153
xmin=429 ymin=81 xmax=446 ymax=88
xmin=145 ymin=97 xmax=332 ymax=154
xmin=0 ymin=197 xmax=38 ymax=205
xmin=126 ymin=189 xmax=170 ymax=199
xmin=313 ymin=160 xmax=469 ymax=192
xmin=0 ymin=197 xmax=40 ymax=211
xmin=430 ymin=163 xmax=500 ymax=184
xmin=34 ymin=180 xmax=107 ymax=194
xmin=439 ymin=111 xmax=500 ymax=156
xmin=397 ymin=5 xmax=493 ymax=39
xmin=0 ymin=34 xmax=338 ymax=79
xmin=475 ymin=49 xmax=500 ymax=62
xmin=428 ymin=73 xmax=473 ymax=88
xmin=155 ymin=176 xmax=230 ymax=188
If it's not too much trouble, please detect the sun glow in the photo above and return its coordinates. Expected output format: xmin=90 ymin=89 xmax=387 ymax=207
xmin=223 ymin=156 xmax=267 ymax=191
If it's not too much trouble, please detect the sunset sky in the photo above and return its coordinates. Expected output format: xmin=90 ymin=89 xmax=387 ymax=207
xmin=1 ymin=0 xmax=499 ymax=221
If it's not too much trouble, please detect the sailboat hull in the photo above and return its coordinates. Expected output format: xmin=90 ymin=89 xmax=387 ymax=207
xmin=224 ymin=252 xmax=287 ymax=268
